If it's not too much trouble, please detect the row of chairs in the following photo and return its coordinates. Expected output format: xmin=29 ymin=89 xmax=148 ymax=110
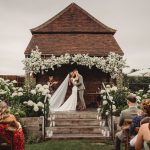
xmin=123 ymin=119 xmax=139 ymax=150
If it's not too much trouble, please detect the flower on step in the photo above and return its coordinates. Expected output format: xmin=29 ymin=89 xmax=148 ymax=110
xmin=97 ymin=108 xmax=101 ymax=114
xmin=112 ymin=105 xmax=116 ymax=112
xmin=105 ymin=111 xmax=109 ymax=116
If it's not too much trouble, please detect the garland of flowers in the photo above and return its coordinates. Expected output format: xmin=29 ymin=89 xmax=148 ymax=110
xmin=22 ymin=46 xmax=126 ymax=78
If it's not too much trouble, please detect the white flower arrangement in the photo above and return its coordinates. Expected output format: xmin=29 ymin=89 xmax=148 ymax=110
xmin=23 ymin=100 xmax=44 ymax=112
xmin=22 ymin=46 xmax=126 ymax=78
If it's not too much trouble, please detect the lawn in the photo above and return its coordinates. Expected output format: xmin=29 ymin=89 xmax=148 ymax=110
xmin=25 ymin=140 xmax=114 ymax=150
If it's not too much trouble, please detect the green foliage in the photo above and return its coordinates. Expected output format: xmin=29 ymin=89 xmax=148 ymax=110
xmin=98 ymin=85 xmax=130 ymax=118
xmin=128 ymin=76 xmax=150 ymax=92
xmin=0 ymin=77 xmax=51 ymax=117
xmin=112 ymin=89 xmax=129 ymax=115
xmin=10 ymin=106 xmax=26 ymax=117
xmin=25 ymin=140 xmax=113 ymax=150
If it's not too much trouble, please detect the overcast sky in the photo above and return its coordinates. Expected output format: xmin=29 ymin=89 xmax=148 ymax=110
xmin=0 ymin=0 xmax=150 ymax=75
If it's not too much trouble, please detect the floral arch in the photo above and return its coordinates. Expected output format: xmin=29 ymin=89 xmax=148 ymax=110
xmin=23 ymin=47 xmax=126 ymax=79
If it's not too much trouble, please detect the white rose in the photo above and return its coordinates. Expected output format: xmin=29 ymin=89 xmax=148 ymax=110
xmin=36 ymin=84 xmax=42 ymax=89
xmin=97 ymin=108 xmax=101 ymax=113
xmin=130 ymin=93 xmax=136 ymax=97
xmin=23 ymin=101 xmax=28 ymax=104
xmin=37 ymin=102 xmax=44 ymax=108
xmin=12 ymin=92 xmax=18 ymax=97
xmin=27 ymin=100 xmax=34 ymax=106
xmin=43 ymin=85 xmax=49 ymax=89
xmin=105 ymin=112 xmax=109 ymax=115
xmin=103 ymin=100 xmax=108 ymax=105
xmin=136 ymin=96 xmax=141 ymax=100
xmin=12 ymin=80 xmax=17 ymax=84
xmin=100 ymin=90 xmax=105 ymax=94
xmin=31 ymin=89 xmax=36 ymax=95
xmin=111 ymin=86 xmax=118 ymax=92
xmin=106 ymin=85 xmax=111 ymax=88
xmin=124 ymin=87 xmax=128 ymax=91
xmin=42 ymin=89 xmax=50 ymax=95
xmin=0 ymin=90 xmax=7 ymax=95
xmin=38 ymin=87 xmax=44 ymax=93
xmin=18 ymin=87 xmax=23 ymax=92
xmin=143 ymin=94 xmax=147 ymax=98
xmin=33 ymin=105 xmax=39 ymax=112
xmin=103 ymin=96 xmax=106 ymax=100
xmin=139 ymin=89 xmax=144 ymax=93
xmin=112 ymin=105 xmax=116 ymax=110
xmin=147 ymin=90 xmax=150 ymax=93
xmin=18 ymin=92 xmax=23 ymax=96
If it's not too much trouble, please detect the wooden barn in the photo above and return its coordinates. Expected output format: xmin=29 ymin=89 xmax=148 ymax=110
xmin=24 ymin=3 xmax=123 ymax=107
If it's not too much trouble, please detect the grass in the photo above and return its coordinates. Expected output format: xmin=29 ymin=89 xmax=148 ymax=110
xmin=25 ymin=140 xmax=114 ymax=150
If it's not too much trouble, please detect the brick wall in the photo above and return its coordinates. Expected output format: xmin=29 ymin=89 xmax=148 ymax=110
xmin=0 ymin=75 xmax=25 ymax=87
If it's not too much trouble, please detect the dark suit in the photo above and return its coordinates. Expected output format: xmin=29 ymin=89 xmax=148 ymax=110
xmin=76 ymin=74 xmax=86 ymax=108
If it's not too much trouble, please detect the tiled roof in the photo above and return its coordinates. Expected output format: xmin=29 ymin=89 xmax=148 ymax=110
xmin=25 ymin=34 xmax=123 ymax=56
xmin=31 ymin=3 xmax=116 ymax=33
xmin=25 ymin=3 xmax=123 ymax=56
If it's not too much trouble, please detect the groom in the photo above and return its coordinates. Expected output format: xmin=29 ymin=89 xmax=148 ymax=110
xmin=73 ymin=69 xmax=86 ymax=110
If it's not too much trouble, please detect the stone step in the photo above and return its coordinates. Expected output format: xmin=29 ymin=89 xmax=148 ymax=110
xmin=53 ymin=119 xmax=99 ymax=126
xmin=46 ymin=126 xmax=101 ymax=134
xmin=46 ymin=133 xmax=110 ymax=140
xmin=49 ymin=112 xmax=97 ymax=119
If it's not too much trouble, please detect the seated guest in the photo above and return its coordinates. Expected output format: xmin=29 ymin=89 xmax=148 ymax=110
xmin=130 ymin=99 xmax=150 ymax=147
xmin=115 ymin=94 xmax=140 ymax=150
xmin=0 ymin=101 xmax=24 ymax=150
xmin=135 ymin=122 xmax=150 ymax=150
xmin=129 ymin=99 xmax=150 ymax=136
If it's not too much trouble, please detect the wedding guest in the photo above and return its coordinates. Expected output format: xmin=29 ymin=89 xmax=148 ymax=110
xmin=115 ymin=94 xmax=140 ymax=150
xmin=130 ymin=99 xmax=150 ymax=136
xmin=0 ymin=101 xmax=24 ymax=150
xmin=130 ymin=99 xmax=150 ymax=149
xmin=47 ymin=75 xmax=58 ymax=94
xmin=135 ymin=122 xmax=150 ymax=150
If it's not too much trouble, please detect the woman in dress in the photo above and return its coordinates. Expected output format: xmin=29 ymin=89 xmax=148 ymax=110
xmin=135 ymin=99 xmax=150 ymax=150
xmin=0 ymin=101 xmax=24 ymax=150
xmin=54 ymin=72 xmax=78 ymax=111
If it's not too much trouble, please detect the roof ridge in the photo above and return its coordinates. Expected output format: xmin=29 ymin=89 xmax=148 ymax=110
xmin=31 ymin=3 xmax=116 ymax=33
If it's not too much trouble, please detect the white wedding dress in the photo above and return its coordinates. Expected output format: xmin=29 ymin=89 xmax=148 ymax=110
xmin=49 ymin=75 xmax=77 ymax=112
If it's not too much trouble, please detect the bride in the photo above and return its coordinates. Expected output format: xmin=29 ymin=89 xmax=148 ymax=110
xmin=49 ymin=72 xmax=78 ymax=111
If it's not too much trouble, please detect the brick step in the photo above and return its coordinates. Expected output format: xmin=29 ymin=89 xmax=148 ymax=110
xmin=53 ymin=119 xmax=99 ymax=126
xmin=46 ymin=126 xmax=101 ymax=134
xmin=46 ymin=133 xmax=109 ymax=140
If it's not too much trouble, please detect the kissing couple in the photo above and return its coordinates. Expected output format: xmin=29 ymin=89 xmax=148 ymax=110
xmin=50 ymin=69 xmax=86 ymax=111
